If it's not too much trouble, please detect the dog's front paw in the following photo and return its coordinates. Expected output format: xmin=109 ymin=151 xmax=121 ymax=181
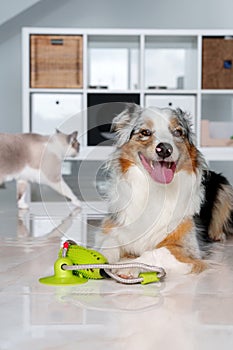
xmin=101 ymin=250 xmax=119 ymax=265
xmin=112 ymin=267 xmax=140 ymax=279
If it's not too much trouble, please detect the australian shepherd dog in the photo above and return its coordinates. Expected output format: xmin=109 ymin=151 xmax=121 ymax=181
xmin=98 ymin=104 xmax=233 ymax=277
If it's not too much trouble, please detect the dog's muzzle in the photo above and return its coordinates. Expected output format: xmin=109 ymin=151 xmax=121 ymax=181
xmin=139 ymin=141 xmax=177 ymax=184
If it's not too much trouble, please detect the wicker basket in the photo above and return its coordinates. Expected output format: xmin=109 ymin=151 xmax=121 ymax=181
xmin=202 ymin=37 xmax=233 ymax=89
xmin=30 ymin=35 xmax=83 ymax=88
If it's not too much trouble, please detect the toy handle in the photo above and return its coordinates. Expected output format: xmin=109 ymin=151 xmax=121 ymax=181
xmin=63 ymin=262 xmax=166 ymax=285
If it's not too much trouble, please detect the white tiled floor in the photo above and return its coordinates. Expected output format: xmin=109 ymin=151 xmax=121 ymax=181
xmin=1 ymin=201 xmax=233 ymax=350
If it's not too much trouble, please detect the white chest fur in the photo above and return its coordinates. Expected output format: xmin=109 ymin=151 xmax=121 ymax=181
xmin=109 ymin=165 xmax=202 ymax=256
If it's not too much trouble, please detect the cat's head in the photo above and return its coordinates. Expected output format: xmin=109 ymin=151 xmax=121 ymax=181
xmin=55 ymin=129 xmax=80 ymax=157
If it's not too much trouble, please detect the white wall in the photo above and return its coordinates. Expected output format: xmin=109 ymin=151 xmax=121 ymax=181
xmin=0 ymin=0 xmax=41 ymax=26
xmin=1 ymin=0 xmax=233 ymax=132
xmin=20 ymin=0 xmax=233 ymax=30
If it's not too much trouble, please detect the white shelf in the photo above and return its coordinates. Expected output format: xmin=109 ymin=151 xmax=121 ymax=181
xmin=201 ymin=90 xmax=233 ymax=94
xmin=22 ymin=28 xmax=233 ymax=164
xmin=28 ymin=88 xmax=199 ymax=95
xmin=87 ymin=89 xmax=141 ymax=94
xmin=144 ymin=89 xmax=198 ymax=95
xmin=29 ymin=88 xmax=84 ymax=93
xmin=201 ymin=147 xmax=233 ymax=161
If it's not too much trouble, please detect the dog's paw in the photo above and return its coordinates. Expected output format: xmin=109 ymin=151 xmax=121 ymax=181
xmin=112 ymin=267 xmax=140 ymax=279
xmin=101 ymin=248 xmax=120 ymax=264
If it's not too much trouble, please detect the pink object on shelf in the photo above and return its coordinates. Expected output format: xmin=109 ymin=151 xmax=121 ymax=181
xmin=201 ymin=120 xmax=233 ymax=147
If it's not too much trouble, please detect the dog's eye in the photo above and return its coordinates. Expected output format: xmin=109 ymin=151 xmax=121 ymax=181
xmin=140 ymin=129 xmax=152 ymax=137
xmin=173 ymin=128 xmax=183 ymax=138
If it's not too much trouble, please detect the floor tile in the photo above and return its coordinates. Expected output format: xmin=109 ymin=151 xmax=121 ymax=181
xmin=0 ymin=203 xmax=233 ymax=350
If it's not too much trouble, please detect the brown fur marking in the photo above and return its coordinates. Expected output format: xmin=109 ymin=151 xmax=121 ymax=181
xmin=185 ymin=143 xmax=199 ymax=173
xmin=170 ymin=117 xmax=199 ymax=174
xmin=165 ymin=245 xmax=207 ymax=273
xmin=208 ymin=184 xmax=233 ymax=241
xmin=169 ymin=117 xmax=181 ymax=130
xmin=156 ymin=218 xmax=193 ymax=248
xmin=157 ymin=218 xmax=207 ymax=273
xmin=102 ymin=218 xmax=115 ymax=235
xmin=119 ymin=157 xmax=134 ymax=174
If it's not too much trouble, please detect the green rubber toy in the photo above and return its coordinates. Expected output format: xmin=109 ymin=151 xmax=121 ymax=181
xmin=39 ymin=257 xmax=88 ymax=286
xmin=58 ymin=244 xmax=108 ymax=279
xmin=39 ymin=241 xmax=165 ymax=286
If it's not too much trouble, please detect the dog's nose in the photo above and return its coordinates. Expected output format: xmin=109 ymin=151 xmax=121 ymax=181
xmin=156 ymin=142 xmax=173 ymax=159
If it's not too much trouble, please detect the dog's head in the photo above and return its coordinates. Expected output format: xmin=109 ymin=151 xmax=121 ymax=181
xmin=112 ymin=104 xmax=202 ymax=184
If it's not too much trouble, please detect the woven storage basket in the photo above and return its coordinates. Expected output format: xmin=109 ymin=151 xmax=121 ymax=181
xmin=202 ymin=37 xmax=233 ymax=89
xmin=30 ymin=35 xmax=83 ymax=88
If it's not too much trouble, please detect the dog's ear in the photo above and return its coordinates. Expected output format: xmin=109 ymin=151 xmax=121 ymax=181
xmin=111 ymin=103 xmax=141 ymax=147
xmin=175 ymin=108 xmax=195 ymax=145
xmin=111 ymin=103 xmax=140 ymax=132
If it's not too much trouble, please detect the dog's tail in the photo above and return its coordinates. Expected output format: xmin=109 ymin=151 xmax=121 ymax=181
xmin=197 ymin=170 xmax=233 ymax=242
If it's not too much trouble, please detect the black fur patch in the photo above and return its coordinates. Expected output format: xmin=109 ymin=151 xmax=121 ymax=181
xmin=194 ymin=170 xmax=231 ymax=243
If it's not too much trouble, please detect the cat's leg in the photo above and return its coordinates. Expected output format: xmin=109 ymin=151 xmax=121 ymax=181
xmin=17 ymin=180 xmax=29 ymax=209
xmin=46 ymin=178 xmax=81 ymax=207
xmin=0 ymin=178 xmax=6 ymax=189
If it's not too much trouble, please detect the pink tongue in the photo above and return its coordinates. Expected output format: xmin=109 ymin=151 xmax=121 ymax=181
xmin=151 ymin=162 xmax=175 ymax=184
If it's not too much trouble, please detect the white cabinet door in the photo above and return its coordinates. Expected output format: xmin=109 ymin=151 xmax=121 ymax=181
xmin=31 ymin=93 xmax=83 ymax=144
xmin=145 ymin=95 xmax=196 ymax=124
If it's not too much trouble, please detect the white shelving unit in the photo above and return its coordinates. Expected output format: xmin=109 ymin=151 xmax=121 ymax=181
xmin=22 ymin=28 xmax=233 ymax=181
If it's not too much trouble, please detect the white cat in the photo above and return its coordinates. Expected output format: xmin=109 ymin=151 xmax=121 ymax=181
xmin=0 ymin=129 xmax=81 ymax=209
